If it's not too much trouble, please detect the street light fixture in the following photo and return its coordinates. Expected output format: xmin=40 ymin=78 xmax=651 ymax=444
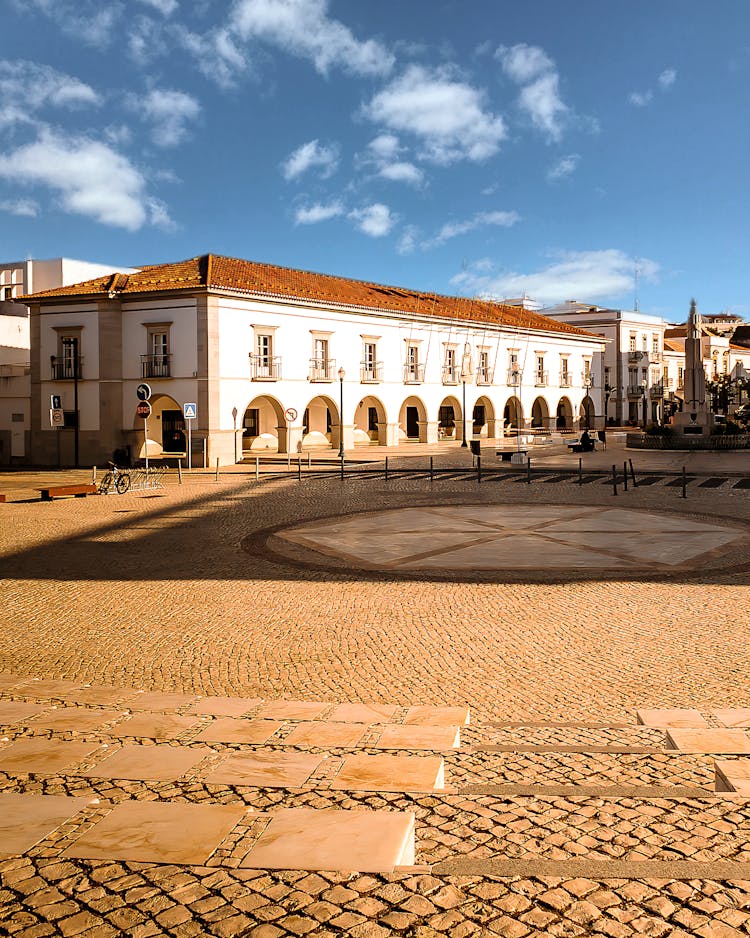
xmin=460 ymin=343 xmax=472 ymax=448
xmin=337 ymin=366 xmax=345 ymax=458
xmin=604 ymin=382 xmax=612 ymax=428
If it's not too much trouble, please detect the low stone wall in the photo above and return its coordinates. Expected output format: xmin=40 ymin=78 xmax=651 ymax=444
xmin=628 ymin=432 xmax=750 ymax=450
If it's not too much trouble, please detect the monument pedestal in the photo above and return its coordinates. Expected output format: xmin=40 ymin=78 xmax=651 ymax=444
xmin=672 ymin=411 xmax=714 ymax=436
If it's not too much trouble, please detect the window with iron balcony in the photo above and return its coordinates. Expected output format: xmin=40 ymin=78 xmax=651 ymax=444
xmin=308 ymin=357 xmax=335 ymax=382
xmin=51 ymin=335 xmax=82 ymax=380
xmin=403 ymin=346 xmax=424 ymax=383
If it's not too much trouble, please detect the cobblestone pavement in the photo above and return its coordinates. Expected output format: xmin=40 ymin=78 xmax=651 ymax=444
xmin=1 ymin=466 xmax=750 ymax=935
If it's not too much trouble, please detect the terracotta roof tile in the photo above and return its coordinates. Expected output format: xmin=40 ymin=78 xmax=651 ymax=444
xmin=23 ymin=253 xmax=597 ymax=339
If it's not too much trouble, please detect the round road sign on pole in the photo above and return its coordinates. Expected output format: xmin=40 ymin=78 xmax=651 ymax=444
xmin=136 ymin=401 xmax=152 ymax=419
xmin=136 ymin=383 xmax=152 ymax=402
xmin=285 ymin=407 xmax=298 ymax=422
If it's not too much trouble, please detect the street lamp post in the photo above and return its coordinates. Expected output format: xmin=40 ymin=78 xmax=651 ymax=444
xmin=604 ymin=382 xmax=612 ymax=428
xmin=641 ymin=378 xmax=648 ymax=428
xmin=461 ymin=377 xmax=468 ymax=447
xmin=337 ymin=366 xmax=345 ymax=458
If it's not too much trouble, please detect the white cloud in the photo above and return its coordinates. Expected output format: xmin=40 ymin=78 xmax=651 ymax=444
xmin=0 ymin=60 xmax=101 ymax=124
xmin=368 ymin=134 xmax=400 ymax=160
xmin=378 ymin=161 xmax=424 ymax=185
xmin=431 ymin=210 xmax=520 ymax=246
xmin=282 ymin=139 xmax=339 ymax=180
xmin=136 ymin=0 xmax=177 ymax=14
xmin=0 ymin=198 xmax=39 ymax=217
xmin=628 ymin=90 xmax=653 ymax=107
xmin=658 ymin=67 xmax=677 ymax=89
xmin=497 ymin=44 xmax=568 ymax=141
xmin=137 ymin=89 xmax=201 ymax=147
xmin=230 ymin=0 xmax=393 ymax=76
xmin=173 ymin=25 xmax=247 ymax=87
xmin=450 ymin=249 xmax=659 ymax=305
xmin=364 ymin=64 xmax=506 ymax=164
xmin=397 ymin=225 xmax=419 ymax=255
xmin=294 ymin=200 xmax=344 ymax=224
xmin=0 ymin=129 xmax=166 ymax=231
xmin=349 ymin=202 xmax=396 ymax=237
xmin=18 ymin=1 xmax=124 ymax=46
xmin=547 ymin=153 xmax=580 ymax=181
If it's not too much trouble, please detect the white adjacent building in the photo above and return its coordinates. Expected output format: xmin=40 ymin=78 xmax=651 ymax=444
xmin=24 ymin=254 xmax=605 ymax=467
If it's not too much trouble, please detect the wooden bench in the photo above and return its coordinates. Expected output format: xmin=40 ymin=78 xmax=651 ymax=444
xmin=497 ymin=450 xmax=528 ymax=462
xmin=39 ymin=484 xmax=98 ymax=501
xmin=566 ymin=440 xmax=596 ymax=454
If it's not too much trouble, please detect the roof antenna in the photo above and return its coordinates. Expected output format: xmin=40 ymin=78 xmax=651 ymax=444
xmin=633 ymin=258 xmax=640 ymax=312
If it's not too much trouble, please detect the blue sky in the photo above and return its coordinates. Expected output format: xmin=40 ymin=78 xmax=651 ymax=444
xmin=1 ymin=0 xmax=748 ymax=318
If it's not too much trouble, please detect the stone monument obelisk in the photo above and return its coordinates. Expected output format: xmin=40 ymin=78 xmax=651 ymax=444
xmin=673 ymin=299 xmax=713 ymax=435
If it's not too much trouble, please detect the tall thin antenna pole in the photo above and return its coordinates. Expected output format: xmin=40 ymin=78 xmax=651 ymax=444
xmin=633 ymin=259 xmax=640 ymax=312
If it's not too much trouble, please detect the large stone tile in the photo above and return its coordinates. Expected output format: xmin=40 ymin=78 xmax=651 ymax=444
xmin=188 ymin=696 xmax=262 ymax=718
xmin=125 ymin=691 xmax=200 ymax=711
xmin=108 ymin=713 xmax=201 ymax=741
xmin=255 ymin=701 xmax=329 ymax=721
xmin=374 ymin=725 xmax=460 ymax=751
xmin=636 ymin=708 xmax=709 ymax=728
xmin=404 ymin=705 xmax=470 ymax=727
xmin=712 ymin=709 xmax=750 ymax=728
xmin=331 ymin=754 xmax=445 ymax=792
xmin=64 ymin=801 xmax=247 ymax=864
xmin=327 ymin=703 xmax=399 ymax=724
xmin=0 ymin=738 xmax=99 ymax=775
xmin=240 ymin=807 xmax=415 ymax=872
xmin=0 ymin=673 xmax=26 ymax=690
xmin=666 ymin=728 xmax=750 ymax=753
xmin=715 ymin=759 xmax=750 ymax=794
xmin=65 ymin=686 xmax=139 ymax=707
xmin=399 ymin=535 xmax=626 ymax=570
xmin=283 ymin=722 xmax=365 ymax=748
xmin=203 ymin=751 xmax=322 ymax=788
xmin=0 ymin=793 xmax=91 ymax=855
xmin=15 ymin=679 xmax=83 ymax=699
xmin=194 ymin=718 xmax=283 ymax=744
xmin=32 ymin=708 xmax=121 ymax=732
xmin=81 ymin=744 xmax=210 ymax=781
xmin=0 ymin=702 xmax=48 ymax=726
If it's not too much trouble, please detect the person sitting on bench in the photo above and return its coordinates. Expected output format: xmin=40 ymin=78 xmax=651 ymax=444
xmin=579 ymin=429 xmax=595 ymax=452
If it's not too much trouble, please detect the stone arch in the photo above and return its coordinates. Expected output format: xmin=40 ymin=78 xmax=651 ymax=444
xmin=472 ymin=395 xmax=496 ymax=437
xmin=555 ymin=396 xmax=574 ymax=430
xmin=531 ymin=396 xmax=550 ymax=429
xmin=241 ymin=394 xmax=286 ymax=453
xmin=302 ymin=393 xmax=340 ymax=449
xmin=437 ymin=394 xmax=462 ymax=441
xmin=503 ymin=396 xmax=523 ymax=434
xmin=579 ymin=395 xmax=595 ymax=429
xmin=353 ymin=395 xmax=388 ymax=446
xmin=398 ymin=395 xmax=427 ymax=442
xmin=131 ymin=393 xmax=185 ymax=458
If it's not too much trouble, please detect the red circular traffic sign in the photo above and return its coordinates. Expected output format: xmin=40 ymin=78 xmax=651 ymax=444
xmin=136 ymin=401 xmax=152 ymax=419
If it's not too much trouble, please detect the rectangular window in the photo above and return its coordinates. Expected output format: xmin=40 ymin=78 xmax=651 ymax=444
xmin=314 ymin=337 xmax=328 ymax=361
xmin=535 ymin=354 xmax=546 ymax=384
xmin=604 ymin=366 xmax=610 ymax=385
xmin=364 ymin=342 xmax=376 ymax=368
xmin=629 ymin=333 xmax=637 ymax=352
xmin=652 ymin=334 xmax=659 ymax=354
xmin=257 ymin=333 xmax=272 ymax=362
xmin=641 ymin=334 xmax=648 ymax=351
xmin=151 ymin=332 xmax=168 ymax=362
xmin=367 ymin=407 xmax=378 ymax=432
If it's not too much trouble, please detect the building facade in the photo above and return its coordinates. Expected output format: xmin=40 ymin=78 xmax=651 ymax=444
xmin=25 ymin=255 xmax=605 ymax=467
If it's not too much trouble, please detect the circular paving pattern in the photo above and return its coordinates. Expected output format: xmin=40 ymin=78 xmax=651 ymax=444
xmin=269 ymin=504 xmax=747 ymax=576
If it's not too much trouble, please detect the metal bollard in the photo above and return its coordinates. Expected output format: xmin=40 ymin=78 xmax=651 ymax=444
xmin=298 ymin=456 xmax=302 ymax=481
xmin=629 ymin=458 xmax=637 ymax=487
xmin=682 ymin=466 xmax=687 ymax=499
xmin=308 ymin=452 xmax=311 ymax=468
xmin=177 ymin=460 xmax=183 ymax=484
xmin=385 ymin=456 xmax=388 ymax=481
xmin=612 ymin=464 xmax=618 ymax=496
xmin=340 ymin=454 xmax=344 ymax=481
xmin=526 ymin=457 xmax=531 ymax=484
xmin=477 ymin=455 xmax=482 ymax=483
xmin=255 ymin=456 xmax=259 ymax=481
xmin=430 ymin=456 xmax=433 ymax=482
xmin=215 ymin=458 xmax=219 ymax=482
xmin=92 ymin=466 xmax=97 ymax=483
xmin=578 ymin=457 xmax=582 ymax=485
xmin=623 ymin=461 xmax=628 ymax=491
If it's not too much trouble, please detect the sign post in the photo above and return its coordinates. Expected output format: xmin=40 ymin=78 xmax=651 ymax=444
xmin=183 ymin=402 xmax=197 ymax=469
xmin=136 ymin=400 xmax=152 ymax=470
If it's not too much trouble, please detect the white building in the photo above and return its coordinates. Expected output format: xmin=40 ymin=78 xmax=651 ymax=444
xmin=0 ymin=257 xmax=135 ymax=464
xmin=24 ymin=254 xmax=605 ymax=467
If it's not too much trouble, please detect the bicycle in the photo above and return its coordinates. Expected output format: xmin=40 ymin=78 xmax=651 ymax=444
xmin=98 ymin=462 xmax=131 ymax=495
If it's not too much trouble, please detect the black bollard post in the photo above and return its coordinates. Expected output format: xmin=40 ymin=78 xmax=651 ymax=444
xmin=578 ymin=457 xmax=582 ymax=485
xmin=682 ymin=466 xmax=687 ymax=498
xmin=623 ymin=461 xmax=628 ymax=491
xmin=298 ymin=456 xmax=302 ymax=482
xmin=340 ymin=454 xmax=344 ymax=481
xmin=527 ymin=457 xmax=531 ymax=484
xmin=629 ymin=458 xmax=637 ymax=487
xmin=430 ymin=455 xmax=433 ymax=482
xmin=385 ymin=456 xmax=388 ymax=482
xmin=477 ymin=455 xmax=482 ymax=483
xmin=612 ymin=464 xmax=618 ymax=496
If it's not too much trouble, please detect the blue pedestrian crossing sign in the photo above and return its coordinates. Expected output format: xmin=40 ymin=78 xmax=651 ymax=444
xmin=183 ymin=402 xmax=197 ymax=420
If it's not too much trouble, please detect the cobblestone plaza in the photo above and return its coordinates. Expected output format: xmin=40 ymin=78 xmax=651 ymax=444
xmin=1 ymin=455 xmax=749 ymax=936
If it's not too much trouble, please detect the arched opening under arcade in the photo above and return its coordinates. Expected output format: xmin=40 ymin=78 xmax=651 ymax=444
xmin=353 ymin=395 xmax=387 ymax=446
xmin=398 ymin=396 xmax=427 ymax=442
xmin=472 ymin=395 xmax=496 ymax=437
xmin=302 ymin=394 xmax=339 ymax=449
xmin=556 ymin=396 xmax=573 ymax=430
xmin=242 ymin=394 xmax=286 ymax=453
xmin=579 ymin=395 xmax=595 ymax=429
xmin=131 ymin=393 xmax=186 ymax=459
xmin=437 ymin=395 xmax=462 ymax=441
xmin=531 ymin=396 xmax=550 ymax=429
xmin=503 ymin=396 xmax=523 ymax=435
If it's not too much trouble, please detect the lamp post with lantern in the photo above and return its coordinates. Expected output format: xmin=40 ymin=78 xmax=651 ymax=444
xmin=337 ymin=366 xmax=345 ymax=458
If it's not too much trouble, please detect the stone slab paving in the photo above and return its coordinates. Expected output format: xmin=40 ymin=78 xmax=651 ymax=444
xmin=2 ymin=471 xmax=750 ymax=933
xmin=0 ymin=794 xmax=91 ymax=856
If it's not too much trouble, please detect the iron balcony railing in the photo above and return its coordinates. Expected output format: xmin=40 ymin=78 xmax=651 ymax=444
xmin=650 ymin=383 xmax=667 ymax=399
xmin=581 ymin=372 xmax=594 ymax=387
xmin=250 ymin=354 xmax=281 ymax=380
xmin=628 ymin=350 xmax=644 ymax=362
xmin=50 ymin=356 xmax=83 ymax=380
xmin=559 ymin=372 xmax=571 ymax=387
xmin=506 ymin=370 xmax=521 ymax=386
xmin=441 ymin=365 xmax=459 ymax=385
xmin=403 ymin=363 xmax=425 ymax=384
xmin=534 ymin=371 xmax=549 ymax=387
xmin=360 ymin=361 xmax=384 ymax=383
xmin=476 ymin=367 xmax=494 ymax=386
xmin=141 ymin=354 xmax=171 ymax=378
xmin=308 ymin=357 xmax=335 ymax=382
xmin=627 ymin=384 xmax=646 ymax=397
